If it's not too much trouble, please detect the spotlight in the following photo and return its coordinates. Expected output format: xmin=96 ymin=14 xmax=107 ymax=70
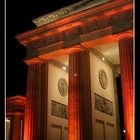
xmin=62 ymin=66 xmax=66 ymax=70
xmin=123 ymin=130 xmax=126 ymax=133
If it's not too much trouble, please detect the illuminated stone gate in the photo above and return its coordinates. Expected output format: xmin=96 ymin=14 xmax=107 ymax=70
xmin=16 ymin=0 xmax=133 ymax=140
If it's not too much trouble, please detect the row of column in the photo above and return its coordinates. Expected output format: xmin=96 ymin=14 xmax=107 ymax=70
xmin=23 ymin=63 xmax=48 ymax=140
xmin=22 ymin=37 xmax=133 ymax=140
xmin=9 ymin=114 xmax=23 ymax=140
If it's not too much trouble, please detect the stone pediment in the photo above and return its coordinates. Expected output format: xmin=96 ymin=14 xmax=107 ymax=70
xmin=32 ymin=0 xmax=111 ymax=27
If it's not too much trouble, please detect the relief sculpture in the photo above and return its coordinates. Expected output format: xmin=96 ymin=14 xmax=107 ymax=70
xmin=51 ymin=100 xmax=68 ymax=119
xmin=95 ymin=93 xmax=113 ymax=116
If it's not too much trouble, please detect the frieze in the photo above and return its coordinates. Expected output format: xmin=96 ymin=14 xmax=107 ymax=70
xmin=63 ymin=27 xmax=81 ymax=41
xmin=81 ymin=9 xmax=132 ymax=34
xmin=27 ymin=48 xmax=38 ymax=58
xmin=26 ymin=32 xmax=63 ymax=48
xmin=38 ymin=41 xmax=63 ymax=55
xmin=81 ymin=27 xmax=112 ymax=43
xmin=26 ymin=9 xmax=132 ymax=58
xmin=63 ymin=26 xmax=81 ymax=47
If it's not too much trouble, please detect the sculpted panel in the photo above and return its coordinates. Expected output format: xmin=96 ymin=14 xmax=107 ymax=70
xmin=51 ymin=100 xmax=68 ymax=119
xmin=95 ymin=93 xmax=113 ymax=116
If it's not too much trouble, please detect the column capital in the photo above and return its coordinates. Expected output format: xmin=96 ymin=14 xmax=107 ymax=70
xmin=24 ymin=57 xmax=44 ymax=65
xmin=10 ymin=112 xmax=24 ymax=116
xmin=113 ymin=30 xmax=133 ymax=42
xmin=66 ymin=45 xmax=85 ymax=55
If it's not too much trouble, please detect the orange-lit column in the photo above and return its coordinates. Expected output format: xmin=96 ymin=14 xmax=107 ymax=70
xmin=23 ymin=63 xmax=42 ymax=140
xmin=118 ymin=35 xmax=133 ymax=140
xmin=40 ymin=63 xmax=48 ymax=140
xmin=23 ymin=62 xmax=48 ymax=140
xmin=68 ymin=49 xmax=92 ymax=140
xmin=11 ymin=114 xmax=22 ymax=140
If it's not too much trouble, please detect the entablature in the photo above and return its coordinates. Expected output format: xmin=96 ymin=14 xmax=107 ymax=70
xmin=15 ymin=0 xmax=133 ymax=63
xmin=16 ymin=0 xmax=132 ymax=43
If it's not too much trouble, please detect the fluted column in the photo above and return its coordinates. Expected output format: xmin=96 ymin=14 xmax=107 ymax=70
xmin=11 ymin=114 xmax=22 ymax=140
xmin=40 ymin=63 xmax=48 ymax=140
xmin=23 ymin=63 xmax=42 ymax=140
xmin=68 ymin=50 xmax=92 ymax=140
xmin=118 ymin=37 xmax=133 ymax=140
xmin=23 ymin=62 xmax=49 ymax=140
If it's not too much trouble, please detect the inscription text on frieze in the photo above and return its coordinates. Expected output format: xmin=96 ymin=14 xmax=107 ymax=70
xmin=33 ymin=0 xmax=111 ymax=27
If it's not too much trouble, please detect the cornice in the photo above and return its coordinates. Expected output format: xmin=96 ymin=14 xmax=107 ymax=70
xmin=32 ymin=0 xmax=111 ymax=27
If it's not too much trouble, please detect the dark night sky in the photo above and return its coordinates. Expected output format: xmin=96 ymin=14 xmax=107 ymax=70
xmin=6 ymin=0 xmax=80 ymax=97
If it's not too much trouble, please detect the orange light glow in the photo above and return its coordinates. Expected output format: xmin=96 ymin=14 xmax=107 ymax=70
xmin=57 ymin=22 xmax=82 ymax=32
xmin=119 ymin=37 xmax=134 ymax=140
xmin=81 ymin=33 xmax=115 ymax=48
xmin=114 ymin=30 xmax=133 ymax=41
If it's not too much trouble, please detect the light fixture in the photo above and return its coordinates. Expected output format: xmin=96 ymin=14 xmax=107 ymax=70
xmin=123 ymin=129 xmax=126 ymax=133
xmin=102 ymin=57 xmax=105 ymax=61
xmin=62 ymin=66 xmax=66 ymax=70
